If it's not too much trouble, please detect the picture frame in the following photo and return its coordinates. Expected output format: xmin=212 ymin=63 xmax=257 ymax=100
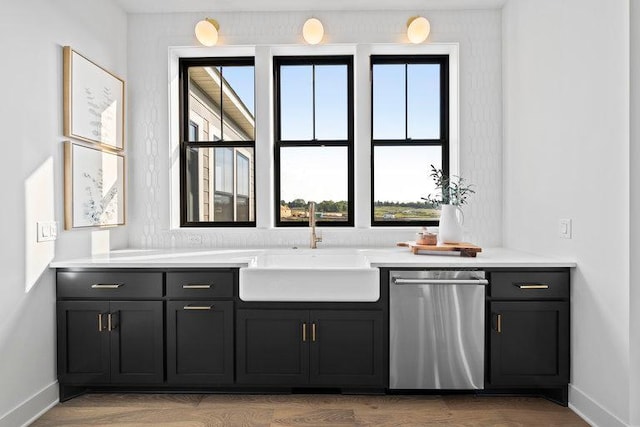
xmin=63 ymin=46 xmax=125 ymax=151
xmin=64 ymin=141 xmax=125 ymax=229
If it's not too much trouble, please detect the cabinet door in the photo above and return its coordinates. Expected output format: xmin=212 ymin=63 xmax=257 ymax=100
xmin=109 ymin=301 xmax=164 ymax=384
xmin=309 ymin=310 xmax=384 ymax=386
xmin=57 ymin=301 xmax=110 ymax=384
xmin=236 ymin=310 xmax=309 ymax=385
xmin=490 ymin=301 xmax=569 ymax=386
xmin=167 ymin=301 xmax=234 ymax=385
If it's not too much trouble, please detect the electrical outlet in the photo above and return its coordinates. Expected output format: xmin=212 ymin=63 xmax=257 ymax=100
xmin=559 ymin=219 xmax=572 ymax=239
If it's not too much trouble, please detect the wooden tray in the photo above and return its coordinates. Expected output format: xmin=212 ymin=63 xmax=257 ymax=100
xmin=397 ymin=241 xmax=482 ymax=257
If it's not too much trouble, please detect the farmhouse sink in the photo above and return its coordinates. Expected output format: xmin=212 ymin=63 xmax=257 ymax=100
xmin=239 ymin=249 xmax=380 ymax=302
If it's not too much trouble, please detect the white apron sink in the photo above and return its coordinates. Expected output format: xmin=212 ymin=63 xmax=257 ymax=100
xmin=239 ymin=249 xmax=380 ymax=302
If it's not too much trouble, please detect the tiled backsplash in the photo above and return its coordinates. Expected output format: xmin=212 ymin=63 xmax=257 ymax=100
xmin=127 ymin=9 xmax=502 ymax=249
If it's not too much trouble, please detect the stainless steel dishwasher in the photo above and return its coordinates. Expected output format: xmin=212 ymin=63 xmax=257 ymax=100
xmin=389 ymin=270 xmax=488 ymax=390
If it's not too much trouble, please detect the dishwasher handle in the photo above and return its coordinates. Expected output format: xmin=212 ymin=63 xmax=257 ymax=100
xmin=392 ymin=278 xmax=489 ymax=285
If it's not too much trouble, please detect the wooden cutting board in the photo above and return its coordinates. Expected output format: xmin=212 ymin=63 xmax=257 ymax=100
xmin=397 ymin=241 xmax=482 ymax=257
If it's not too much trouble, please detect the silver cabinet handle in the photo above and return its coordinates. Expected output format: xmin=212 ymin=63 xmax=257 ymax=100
xmin=97 ymin=313 xmax=103 ymax=332
xmin=107 ymin=313 xmax=113 ymax=331
xmin=516 ymin=284 xmax=549 ymax=289
xmin=183 ymin=305 xmax=213 ymax=310
xmin=182 ymin=284 xmax=212 ymax=289
xmin=91 ymin=284 xmax=123 ymax=289
xmin=393 ymin=278 xmax=489 ymax=285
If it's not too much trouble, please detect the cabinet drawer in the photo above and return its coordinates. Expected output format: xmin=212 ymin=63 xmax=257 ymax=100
xmin=57 ymin=271 xmax=163 ymax=299
xmin=166 ymin=271 xmax=234 ymax=298
xmin=490 ymin=271 xmax=569 ymax=299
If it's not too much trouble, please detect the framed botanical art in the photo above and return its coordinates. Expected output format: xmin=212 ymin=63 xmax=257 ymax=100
xmin=64 ymin=142 xmax=125 ymax=229
xmin=63 ymin=46 xmax=125 ymax=151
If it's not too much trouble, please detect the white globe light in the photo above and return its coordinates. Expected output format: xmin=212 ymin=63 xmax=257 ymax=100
xmin=407 ymin=16 xmax=431 ymax=44
xmin=303 ymin=18 xmax=324 ymax=45
xmin=195 ymin=19 xmax=219 ymax=46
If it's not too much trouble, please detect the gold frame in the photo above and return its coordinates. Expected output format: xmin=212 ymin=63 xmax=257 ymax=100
xmin=64 ymin=141 xmax=126 ymax=230
xmin=63 ymin=46 xmax=126 ymax=151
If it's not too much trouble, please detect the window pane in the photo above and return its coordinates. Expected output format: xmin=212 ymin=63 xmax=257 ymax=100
xmin=185 ymin=146 xmax=254 ymax=223
xmin=188 ymin=66 xmax=222 ymax=141
xmin=373 ymin=145 xmax=442 ymax=222
xmin=221 ymin=66 xmax=255 ymax=141
xmin=407 ymin=64 xmax=440 ymax=139
xmin=188 ymin=121 xmax=198 ymax=141
xmin=236 ymin=153 xmax=250 ymax=197
xmin=280 ymin=147 xmax=348 ymax=223
xmin=315 ymin=65 xmax=348 ymax=140
xmin=280 ymin=65 xmax=313 ymax=140
xmin=236 ymin=196 xmax=250 ymax=222
xmin=372 ymin=64 xmax=406 ymax=140
xmin=214 ymin=147 xmax=233 ymax=193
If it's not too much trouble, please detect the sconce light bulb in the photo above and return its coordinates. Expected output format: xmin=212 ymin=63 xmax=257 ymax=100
xmin=407 ymin=16 xmax=431 ymax=44
xmin=195 ymin=18 xmax=219 ymax=46
xmin=303 ymin=18 xmax=324 ymax=45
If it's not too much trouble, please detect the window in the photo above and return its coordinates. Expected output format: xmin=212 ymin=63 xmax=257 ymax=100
xmin=179 ymin=57 xmax=255 ymax=226
xmin=274 ymin=56 xmax=354 ymax=226
xmin=371 ymin=55 xmax=449 ymax=226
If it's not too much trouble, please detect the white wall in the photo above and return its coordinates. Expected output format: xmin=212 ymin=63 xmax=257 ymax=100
xmin=503 ymin=0 xmax=630 ymax=425
xmin=630 ymin=1 xmax=639 ymax=425
xmin=126 ymin=9 xmax=503 ymax=249
xmin=0 ymin=1 xmax=128 ymax=425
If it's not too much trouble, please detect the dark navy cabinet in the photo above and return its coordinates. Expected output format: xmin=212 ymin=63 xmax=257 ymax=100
xmin=57 ymin=300 xmax=164 ymax=386
xmin=486 ymin=269 xmax=570 ymax=405
xmin=236 ymin=309 xmax=384 ymax=387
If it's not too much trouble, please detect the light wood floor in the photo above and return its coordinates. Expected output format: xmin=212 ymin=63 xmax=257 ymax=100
xmin=33 ymin=393 xmax=588 ymax=426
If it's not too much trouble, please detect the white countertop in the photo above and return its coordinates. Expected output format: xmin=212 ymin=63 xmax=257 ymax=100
xmin=50 ymin=247 xmax=576 ymax=269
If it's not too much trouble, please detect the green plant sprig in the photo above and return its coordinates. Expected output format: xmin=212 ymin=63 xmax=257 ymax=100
xmin=421 ymin=164 xmax=475 ymax=208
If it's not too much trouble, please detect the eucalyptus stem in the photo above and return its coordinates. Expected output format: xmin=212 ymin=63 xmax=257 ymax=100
xmin=421 ymin=164 xmax=475 ymax=208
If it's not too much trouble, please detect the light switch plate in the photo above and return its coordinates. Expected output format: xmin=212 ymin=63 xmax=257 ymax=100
xmin=37 ymin=221 xmax=58 ymax=242
xmin=559 ymin=219 xmax=572 ymax=239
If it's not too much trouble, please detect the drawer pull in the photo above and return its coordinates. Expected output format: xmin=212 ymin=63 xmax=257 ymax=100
xmin=183 ymin=305 xmax=213 ymax=310
xmin=91 ymin=283 xmax=123 ymax=289
xmin=182 ymin=284 xmax=212 ymax=289
xmin=516 ymin=284 xmax=549 ymax=290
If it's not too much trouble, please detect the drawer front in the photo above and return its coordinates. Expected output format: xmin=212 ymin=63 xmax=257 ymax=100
xmin=166 ymin=271 xmax=234 ymax=298
xmin=57 ymin=271 xmax=163 ymax=299
xmin=490 ymin=271 xmax=569 ymax=299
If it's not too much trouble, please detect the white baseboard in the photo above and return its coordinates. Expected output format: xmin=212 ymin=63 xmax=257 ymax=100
xmin=0 ymin=381 xmax=58 ymax=427
xmin=570 ymin=384 xmax=628 ymax=427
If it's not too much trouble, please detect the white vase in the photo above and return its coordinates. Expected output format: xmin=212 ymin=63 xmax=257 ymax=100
xmin=438 ymin=204 xmax=464 ymax=244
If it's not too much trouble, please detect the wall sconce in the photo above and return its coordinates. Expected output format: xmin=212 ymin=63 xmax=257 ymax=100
xmin=195 ymin=18 xmax=220 ymax=46
xmin=303 ymin=18 xmax=324 ymax=45
xmin=406 ymin=16 xmax=431 ymax=44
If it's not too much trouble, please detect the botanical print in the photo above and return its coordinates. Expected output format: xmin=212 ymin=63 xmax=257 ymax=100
xmin=71 ymin=143 xmax=124 ymax=227
xmin=68 ymin=48 xmax=124 ymax=150
xmin=82 ymin=168 xmax=119 ymax=225
xmin=84 ymin=86 xmax=116 ymax=146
